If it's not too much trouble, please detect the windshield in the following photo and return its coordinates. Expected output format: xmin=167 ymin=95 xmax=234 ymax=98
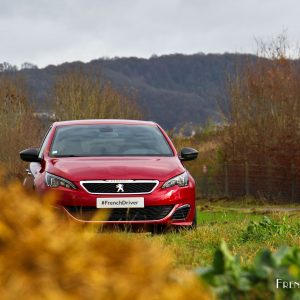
xmin=50 ymin=124 xmax=174 ymax=157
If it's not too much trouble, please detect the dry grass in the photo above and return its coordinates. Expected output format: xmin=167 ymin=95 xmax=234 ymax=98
xmin=170 ymin=128 xmax=222 ymax=197
xmin=0 ymin=180 xmax=212 ymax=300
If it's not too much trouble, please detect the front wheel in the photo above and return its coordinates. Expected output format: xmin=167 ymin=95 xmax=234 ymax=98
xmin=175 ymin=208 xmax=198 ymax=232
xmin=150 ymin=224 xmax=168 ymax=234
xmin=187 ymin=208 xmax=197 ymax=230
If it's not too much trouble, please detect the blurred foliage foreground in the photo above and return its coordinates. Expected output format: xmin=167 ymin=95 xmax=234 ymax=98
xmin=199 ymin=240 xmax=300 ymax=300
xmin=0 ymin=181 xmax=211 ymax=300
xmin=4 ymin=180 xmax=300 ymax=300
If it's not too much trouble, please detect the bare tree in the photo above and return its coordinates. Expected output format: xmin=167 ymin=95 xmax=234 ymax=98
xmin=52 ymin=68 xmax=142 ymax=121
xmin=21 ymin=62 xmax=38 ymax=70
xmin=0 ymin=74 xmax=41 ymax=178
xmin=0 ymin=62 xmax=18 ymax=72
xmin=221 ymin=34 xmax=300 ymax=168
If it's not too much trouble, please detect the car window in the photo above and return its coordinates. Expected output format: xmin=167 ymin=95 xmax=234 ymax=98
xmin=50 ymin=124 xmax=174 ymax=157
xmin=38 ymin=126 xmax=52 ymax=159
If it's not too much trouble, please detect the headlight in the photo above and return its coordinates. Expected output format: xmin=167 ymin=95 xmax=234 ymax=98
xmin=162 ymin=171 xmax=189 ymax=189
xmin=45 ymin=172 xmax=77 ymax=189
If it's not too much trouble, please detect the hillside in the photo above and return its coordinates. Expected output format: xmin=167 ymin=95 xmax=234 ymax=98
xmin=19 ymin=53 xmax=255 ymax=129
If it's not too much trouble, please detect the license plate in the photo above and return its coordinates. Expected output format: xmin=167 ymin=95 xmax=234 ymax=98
xmin=96 ymin=197 xmax=144 ymax=208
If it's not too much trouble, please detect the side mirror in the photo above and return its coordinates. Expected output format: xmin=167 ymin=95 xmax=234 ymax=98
xmin=20 ymin=148 xmax=41 ymax=162
xmin=180 ymin=147 xmax=198 ymax=161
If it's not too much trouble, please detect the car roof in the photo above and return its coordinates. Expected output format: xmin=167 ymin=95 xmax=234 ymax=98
xmin=52 ymin=119 xmax=158 ymax=127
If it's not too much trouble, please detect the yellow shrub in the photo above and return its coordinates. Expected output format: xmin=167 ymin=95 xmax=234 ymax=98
xmin=0 ymin=182 xmax=212 ymax=300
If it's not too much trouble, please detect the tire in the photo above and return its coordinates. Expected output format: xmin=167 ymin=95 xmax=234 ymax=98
xmin=175 ymin=208 xmax=198 ymax=232
xmin=192 ymin=207 xmax=197 ymax=228
xmin=150 ymin=224 xmax=167 ymax=234
xmin=184 ymin=208 xmax=198 ymax=231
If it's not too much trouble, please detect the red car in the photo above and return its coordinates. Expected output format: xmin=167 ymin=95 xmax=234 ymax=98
xmin=20 ymin=119 xmax=198 ymax=231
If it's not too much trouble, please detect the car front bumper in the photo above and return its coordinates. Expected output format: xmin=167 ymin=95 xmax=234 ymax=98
xmin=49 ymin=181 xmax=196 ymax=226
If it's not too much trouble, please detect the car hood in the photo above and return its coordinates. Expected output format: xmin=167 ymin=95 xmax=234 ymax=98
xmin=46 ymin=156 xmax=185 ymax=182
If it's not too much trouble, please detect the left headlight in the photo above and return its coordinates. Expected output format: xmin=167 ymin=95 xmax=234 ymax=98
xmin=45 ymin=172 xmax=77 ymax=189
xmin=162 ymin=171 xmax=189 ymax=189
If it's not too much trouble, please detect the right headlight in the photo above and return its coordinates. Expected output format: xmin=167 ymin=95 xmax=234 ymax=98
xmin=45 ymin=172 xmax=77 ymax=190
xmin=162 ymin=171 xmax=189 ymax=189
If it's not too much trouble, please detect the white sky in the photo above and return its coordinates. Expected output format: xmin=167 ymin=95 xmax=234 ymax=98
xmin=0 ymin=0 xmax=299 ymax=67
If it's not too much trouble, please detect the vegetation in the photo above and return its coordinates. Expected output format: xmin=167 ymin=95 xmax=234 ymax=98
xmin=2 ymin=35 xmax=300 ymax=299
xmin=0 ymin=180 xmax=211 ymax=300
xmin=145 ymin=207 xmax=300 ymax=300
xmin=198 ymin=241 xmax=300 ymax=299
xmin=222 ymin=34 xmax=300 ymax=168
xmin=164 ymin=34 xmax=300 ymax=201
xmin=2 ymin=178 xmax=300 ymax=299
xmin=147 ymin=208 xmax=300 ymax=269
xmin=168 ymin=121 xmax=222 ymax=197
xmin=241 ymin=216 xmax=300 ymax=242
xmin=0 ymin=74 xmax=41 ymax=178
xmin=52 ymin=68 xmax=142 ymax=121
xmin=16 ymin=53 xmax=252 ymax=128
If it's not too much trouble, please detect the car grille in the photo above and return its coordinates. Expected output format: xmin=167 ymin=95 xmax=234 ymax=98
xmin=81 ymin=181 xmax=158 ymax=194
xmin=171 ymin=205 xmax=190 ymax=220
xmin=64 ymin=205 xmax=174 ymax=221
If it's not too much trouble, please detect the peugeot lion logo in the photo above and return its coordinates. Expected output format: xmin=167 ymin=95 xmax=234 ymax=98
xmin=116 ymin=183 xmax=124 ymax=192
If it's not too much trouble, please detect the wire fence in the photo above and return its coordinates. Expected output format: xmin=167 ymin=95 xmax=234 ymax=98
xmin=198 ymin=162 xmax=299 ymax=202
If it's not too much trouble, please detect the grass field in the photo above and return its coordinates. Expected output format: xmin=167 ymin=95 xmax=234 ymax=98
xmin=115 ymin=204 xmax=300 ymax=270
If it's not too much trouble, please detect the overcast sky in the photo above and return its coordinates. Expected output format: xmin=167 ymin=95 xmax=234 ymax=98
xmin=0 ymin=0 xmax=299 ymax=68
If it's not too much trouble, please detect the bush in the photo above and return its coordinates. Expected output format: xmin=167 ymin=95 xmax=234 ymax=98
xmin=222 ymin=34 xmax=300 ymax=168
xmin=0 ymin=181 xmax=211 ymax=300
xmin=241 ymin=216 xmax=300 ymax=242
xmin=198 ymin=241 xmax=300 ymax=300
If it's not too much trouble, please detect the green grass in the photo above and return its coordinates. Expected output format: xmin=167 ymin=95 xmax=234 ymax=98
xmin=146 ymin=208 xmax=300 ymax=269
xmin=198 ymin=210 xmax=262 ymax=224
xmin=88 ymin=206 xmax=300 ymax=270
xmin=202 ymin=197 xmax=300 ymax=209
